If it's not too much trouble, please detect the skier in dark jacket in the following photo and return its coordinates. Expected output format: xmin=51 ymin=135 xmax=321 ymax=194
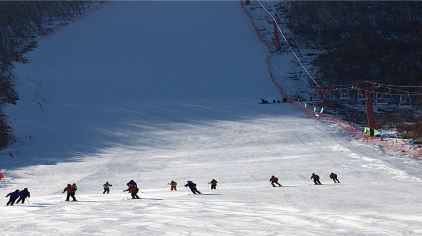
xmin=124 ymin=185 xmax=140 ymax=199
xmin=269 ymin=175 xmax=282 ymax=187
xmin=62 ymin=184 xmax=77 ymax=201
xmin=184 ymin=181 xmax=201 ymax=194
xmin=5 ymin=190 xmax=20 ymax=206
xmin=16 ymin=188 xmax=31 ymax=204
xmin=127 ymin=180 xmax=137 ymax=188
xmin=209 ymin=179 xmax=218 ymax=190
xmin=329 ymin=172 xmax=340 ymax=183
xmin=310 ymin=173 xmax=322 ymax=185
xmin=103 ymin=181 xmax=112 ymax=194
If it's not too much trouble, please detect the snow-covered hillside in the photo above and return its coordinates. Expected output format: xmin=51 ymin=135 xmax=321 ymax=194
xmin=1 ymin=2 xmax=422 ymax=235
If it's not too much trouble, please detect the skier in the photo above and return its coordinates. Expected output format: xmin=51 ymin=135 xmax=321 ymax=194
xmin=209 ymin=179 xmax=218 ymax=190
xmin=184 ymin=181 xmax=201 ymax=194
xmin=16 ymin=188 xmax=30 ymax=204
xmin=169 ymin=180 xmax=177 ymax=191
xmin=5 ymin=189 xmax=20 ymax=206
xmin=62 ymin=183 xmax=77 ymax=201
xmin=127 ymin=180 xmax=137 ymax=188
xmin=72 ymin=183 xmax=78 ymax=195
xmin=103 ymin=181 xmax=112 ymax=194
xmin=269 ymin=175 xmax=282 ymax=187
xmin=124 ymin=184 xmax=140 ymax=199
xmin=329 ymin=172 xmax=340 ymax=183
xmin=310 ymin=173 xmax=322 ymax=185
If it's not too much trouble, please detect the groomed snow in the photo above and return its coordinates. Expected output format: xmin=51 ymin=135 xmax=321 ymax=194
xmin=1 ymin=2 xmax=422 ymax=235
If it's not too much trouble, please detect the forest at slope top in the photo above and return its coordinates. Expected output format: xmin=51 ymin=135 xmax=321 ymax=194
xmin=278 ymin=1 xmax=422 ymax=141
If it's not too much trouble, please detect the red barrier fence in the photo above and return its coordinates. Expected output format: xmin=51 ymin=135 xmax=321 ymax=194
xmin=240 ymin=0 xmax=422 ymax=158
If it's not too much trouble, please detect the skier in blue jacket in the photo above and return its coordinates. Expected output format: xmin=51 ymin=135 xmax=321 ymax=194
xmin=184 ymin=181 xmax=201 ymax=194
xmin=16 ymin=188 xmax=31 ymax=204
xmin=5 ymin=189 xmax=20 ymax=206
xmin=311 ymin=173 xmax=322 ymax=185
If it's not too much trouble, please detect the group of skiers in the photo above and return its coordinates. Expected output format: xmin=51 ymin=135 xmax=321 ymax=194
xmin=270 ymin=172 xmax=340 ymax=187
xmin=62 ymin=183 xmax=78 ymax=201
xmin=259 ymin=98 xmax=288 ymax=104
xmin=5 ymin=188 xmax=31 ymax=206
xmin=4 ymin=174 xmax=340 ymax=205
xmin=310 ymin=172 xmax=340 ymax=185
xmin=168 ymin=179 xmax=218 ymax=194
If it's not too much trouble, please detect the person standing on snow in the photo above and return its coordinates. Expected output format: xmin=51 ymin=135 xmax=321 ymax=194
xmin=209 ymin=179 xmax=218 ymax=189
xmin=16 ymin=188 xmax=30 ymax=204
xmin=169 ymin=180 xmax=177 ymax=191
xmin=269 ymin=175 xmax=282 ymax=187
xmin=329 ymin=172 xmax=340 ymax=183
xmin=310 ymin=173 xmax=322 ymax=185
xmin=124 ymin=184 xmax=140 ymax=199
xmin=184 ymin=181 xmax=201 ymax=194
xmin=103 ymin=181 xmax=112 ymax=194
xmin=5 ymin=189 xmax=20 ymax=206
xmin=63 ymin=184 xmax=77 ymax=201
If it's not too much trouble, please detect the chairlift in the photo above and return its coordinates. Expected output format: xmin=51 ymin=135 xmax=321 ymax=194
xmin=382 ymin=90 xmax=394 ymax=103
xmin=340 ymin=88 xmax=350 ymax=100
xmin=376 ymin=92 xmax=393 ymax=105
xmin=326 ymin=90 xmax=336 ymax=100
xmin=375 ymin=92 xmax=387 ymax=105
xmin=399 ymin=92 xmax=412 ymax=108
xmin=356 ymin=89 xmax=366 ymax=101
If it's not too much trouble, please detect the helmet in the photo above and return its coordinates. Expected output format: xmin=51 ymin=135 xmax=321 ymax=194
xmin=15 ymin=189 xmax=19 ymax=192
xmin=67 ymin=184 xmax=71 ymax=186
xmin=24 ymin=188 xmax=28 ymax=190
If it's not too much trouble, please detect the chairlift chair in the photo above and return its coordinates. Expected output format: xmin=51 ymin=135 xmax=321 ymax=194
xmin=356 ymin=89 xmax=366 ymax=101
xmin=375 ymin=92 xmax=387 ymax=105
xmin=383 ymin=89 xmax=394 ymax=103
xmin=340 ymin=88 xmax=350 ymax=100
xmin=399 ymin=92 xmax=412 ymax=108
xmin=326 ymin=90 xmax=336 ymax=100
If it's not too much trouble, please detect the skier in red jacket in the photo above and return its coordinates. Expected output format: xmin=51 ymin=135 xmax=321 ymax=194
xmin=329 ymin=172 xmax=340 ymax=183
xmin=124 ymin=185 xmax=140 ymax=199
xmin=169 ymin=180 xmax=177 ymax=191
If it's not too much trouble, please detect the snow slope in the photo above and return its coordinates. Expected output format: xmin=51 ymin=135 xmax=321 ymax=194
xmin=1 ymin=2 xmax=422 ymax=235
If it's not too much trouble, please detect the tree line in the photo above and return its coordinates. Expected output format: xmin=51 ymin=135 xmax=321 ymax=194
xmin=283 ymin=1 xmax=422 ymax=88
xmin=0 ymin=1 xmax=99 ymax=148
